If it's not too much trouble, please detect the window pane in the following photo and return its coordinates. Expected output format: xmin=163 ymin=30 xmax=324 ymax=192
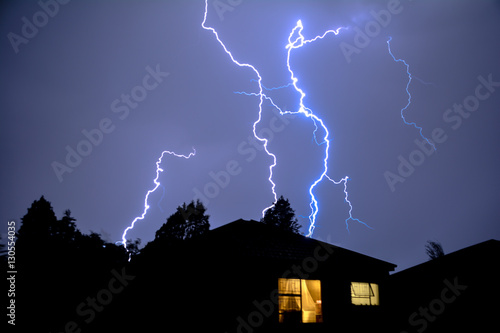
xmin=371 ymin=283 xmax=379 ymax=305
xmin=279 ymin=296 xmax=301 ymax=312
xmin=301 ymin=280 xmax=322 ymax=323
xmin=279 ymin=295 xmax=301 ymax=324
xmin=278 ymin=278 xmax=300 ymax=295
xmin=351 ymin=282 xmax=379 ymax=306
xmin=278 ymin=279 xmax=323 ymax=323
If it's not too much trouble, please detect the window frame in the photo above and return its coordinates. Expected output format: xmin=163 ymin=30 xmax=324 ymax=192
xmin=278 ymin=278 xmax=323 ymax=324
xmin=350 ymin=281 xmax=380 ymax=306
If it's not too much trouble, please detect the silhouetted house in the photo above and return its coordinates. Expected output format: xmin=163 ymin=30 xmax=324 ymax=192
xmin=388 ymin=239 xmax=500 ymax=333
xmin=128 ymin=219 xmax=396 ymax=332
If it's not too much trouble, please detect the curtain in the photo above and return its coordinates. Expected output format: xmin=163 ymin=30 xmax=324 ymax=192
xmin=279 ymin=278 xmax=301 ymax=314
xmin=278 ymin=278 xmax=323 ymax=323
xmin=301 ymin=280 xmax=322 ymax=323
xmin=279 ymin=278 xmax=300 ymax=295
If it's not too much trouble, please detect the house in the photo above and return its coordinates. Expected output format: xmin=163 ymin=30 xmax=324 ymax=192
xmin=83 ymin=220 xmax=499 ymax=333
xmin=132 ymin=219 xmax=396 ymax=333
xmin=387 ymin=239 xmax=500 ymax=332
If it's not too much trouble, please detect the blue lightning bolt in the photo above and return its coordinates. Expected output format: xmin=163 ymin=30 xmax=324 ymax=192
xmin=325 ymin=175 xmax=373 ymax=233
xmin=387 ymin=36 xmax=436 ymax=150
xmin=202 ymin=0 xmax=278 ymax=215
xmin=121 ymin=148 xmax=195 ymax=260
xmin=249 ymin=79 xmax=293 ymax=91
xmin=283 ymin=20 xmax=370 ymax=237
xmin=203 ymin=2 xmax=370 ymax=237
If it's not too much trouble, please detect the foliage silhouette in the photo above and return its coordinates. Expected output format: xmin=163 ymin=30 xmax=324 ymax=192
xmin=261 ymin=195 xmax=302 ymax=234
xmin=425 ymin=240 xmax=445 ymax=260
xmin=154 ymin=199 xmax=210 ymax=243
xmin=155 ymin=209 xmax=186 ymax=243
xmin=14 ymin=196 xmax=128 ymax=331
xmin=184 ymin=199 xmax=210 ymax=240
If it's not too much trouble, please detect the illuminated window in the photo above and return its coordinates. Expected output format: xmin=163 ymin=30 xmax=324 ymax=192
xmin=278 ymin=278 xmax=323 ymax=324
xmin=351 ymin=282 xmax=379 ymax=306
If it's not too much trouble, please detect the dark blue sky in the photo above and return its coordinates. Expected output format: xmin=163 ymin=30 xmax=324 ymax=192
xmin=2 ymin=0 xmax=499 ymax=271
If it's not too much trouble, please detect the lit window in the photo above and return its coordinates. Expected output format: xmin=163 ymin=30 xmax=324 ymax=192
xmin=351 ymin=282 xmax=379 ymax=306
xmin=278 ymin=278 xmax=323 ymax=323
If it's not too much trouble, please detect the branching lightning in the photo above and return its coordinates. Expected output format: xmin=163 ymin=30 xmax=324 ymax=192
xmin=284 ymin=20 xmax=370 ymax=237
xmin=249 ymin=79 xmax=293 ymax=91
xmin=202 ymin=0 xmax=278 ymax=215
xmin=114 ymin=2 xmax=425 ymax=261
xmin=204 ymin=0 xmax=370 ymax=237
xmin=121 ymin=148 xmax=195 ymax=260
xmin=387 ymin=36 xmax=436 ymax=150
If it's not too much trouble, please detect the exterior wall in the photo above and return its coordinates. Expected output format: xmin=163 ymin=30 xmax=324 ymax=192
xmin=216 ymin=256 xmax=394 ymax=333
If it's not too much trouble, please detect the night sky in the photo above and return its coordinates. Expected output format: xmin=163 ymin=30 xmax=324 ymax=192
xmin=2 ymin=0 xmax=499 ymax=271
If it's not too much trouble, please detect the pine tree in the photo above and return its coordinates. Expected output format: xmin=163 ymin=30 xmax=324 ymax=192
xmin=261 ymin=195 xmax=301 ymax=234
xmin=16 ymin=197 xmax=82 ymax=331
xmin=17 ymin=195 xmax=57 ymax=246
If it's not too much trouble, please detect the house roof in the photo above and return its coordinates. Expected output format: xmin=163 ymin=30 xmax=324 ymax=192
xmin=391 ymin=239 xmax=500 ymax=278
xmin=202 ymin=219 xmax=396 ymax=271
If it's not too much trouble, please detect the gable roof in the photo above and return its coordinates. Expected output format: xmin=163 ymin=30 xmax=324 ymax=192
xmin=203 ymin=219 xmax=396 ymax=271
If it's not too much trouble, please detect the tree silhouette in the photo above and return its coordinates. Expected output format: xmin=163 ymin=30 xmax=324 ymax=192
xmin=16 ymin=196 xmax=71 ymax=331
xmin=155 ymin=200 xmax=210 ymax=243
xmin=17 ymin=195 xmax=57 ymax=247
xmin=425 ymin=240 xmax=445 ymax=260
xmin=155 ymin=210 xmax=186 ymax=243
xmin=18 ymin=198 xmax=83 ymax=253
xmin=261 ymin=195 xmax=301 ymax=234
xmin=184 ymin=200 xmax=210 ymax=240
xmin=52 ymin=209 xmax=81 ymax=245
xmin=14 ymin=196 xmax=128 ymax=331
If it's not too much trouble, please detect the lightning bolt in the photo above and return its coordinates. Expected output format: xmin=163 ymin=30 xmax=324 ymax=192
xmin=121 ymin=148 xmax=195 ymax=260
xmin=325 ymin=175 xmax=373 ymax=233
xmin=387 ymin=36 xmax=436 ymax=150
xmin=237 ymin=21 xmax=371 ymax=236
xmin=249 ymin=79 xmax=293 ymax=91
xmin=283 ymin=20 xmax=371 ymax=237
xmin=202 ymin=0 xmax=278 ymax=215
xmin=203 ymin=2 xmax=370 ymax=237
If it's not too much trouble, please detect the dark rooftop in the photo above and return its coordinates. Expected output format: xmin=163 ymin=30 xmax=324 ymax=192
xmin=391 ymin=238 xmax=500 ymax=277
xmin=203 ymin=219 xmax=396 ymax=271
